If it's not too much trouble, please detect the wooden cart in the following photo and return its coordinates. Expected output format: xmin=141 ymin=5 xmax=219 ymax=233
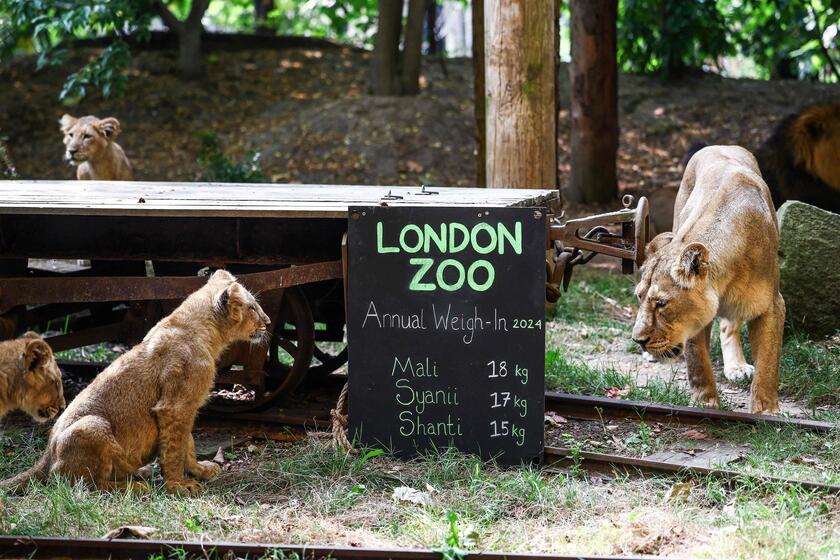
xmin=0 ymin=181 xmax=560 ymax=413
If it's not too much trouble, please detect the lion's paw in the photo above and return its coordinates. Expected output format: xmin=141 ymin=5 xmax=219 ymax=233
xmin=166 ymin=479 xmax=201 ymax=497
xmin=723 ymin=363 xmax=754 ymax=382
xmin=192 ymin=460 xmax=222 ymax=481
xmin=750 ymin=395 xmax=780 ymax=415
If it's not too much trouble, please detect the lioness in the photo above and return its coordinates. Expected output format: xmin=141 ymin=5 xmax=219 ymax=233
xmin=60 ymin=114 xmax=132 ymax=181
xmin=632 ymin=145 xmax=784 ymax=414
xmin=0 ymin=332 xmax=65 ymax=422
xmin=1 ymin=270 xmax=270 ymax=495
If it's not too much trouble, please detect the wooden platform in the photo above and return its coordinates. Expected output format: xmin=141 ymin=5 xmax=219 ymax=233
xmin=0 ymin=181 xmax=559 ymax=218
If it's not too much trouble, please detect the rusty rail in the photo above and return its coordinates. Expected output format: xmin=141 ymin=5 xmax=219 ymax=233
xmin=0 ymin=535 xmax=653 ymax=560
xmin=544 ymin=446 xmax=840 ymax=493
xmin=0 ymin=260 xmax=343 ymax=314
xmin=545 ymin=392 xmax=837 ymax=433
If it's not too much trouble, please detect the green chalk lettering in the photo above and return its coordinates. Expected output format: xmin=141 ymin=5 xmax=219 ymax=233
xmin=437 ymin=259 xmax=465 ymax=291
xmin=376 ymin=222 xmax=398 ymax=253
xmin=470 ymin=223 xmax=498 ymax=254
xmin=423 ymin=223 xmax=447 ymax=253
xmin=409 ymin=258 xmax=436 ymax=291
xmin=399 ymin=224 xmax=424 ymax=253
xmin=498 ymin=222 xmax=522 ymax=255
xmin=467 ymin=260 xmax=494 ymax=291
xmin=449 ymin=223 xmax=470 ymax=253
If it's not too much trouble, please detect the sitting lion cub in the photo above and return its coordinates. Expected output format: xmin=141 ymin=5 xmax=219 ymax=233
xmin=632 ymin=145 xmax=785 ymax=414
xmin=60 ymin=114 xmax=132 ymax=180
xmin=2 ymin=270 xmax=270 ymax=495
xmin=0 ymin=332 xmax=65 ymax=422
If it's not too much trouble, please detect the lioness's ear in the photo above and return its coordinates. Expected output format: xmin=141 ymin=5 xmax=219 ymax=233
xmin=215 ymin=283 xmax=245 ymax=322
xmin=59 ymin=114 xmax=77 ymax=133
xmin=97 ymin=117 xmax=121 ymax=140
xmin=646 ymin=232 xmax=674 ymax=256
xmin=22 ymin=338 xmax=52 ymax=373
xmin=671 ymin=242 xmax=709 ymax=288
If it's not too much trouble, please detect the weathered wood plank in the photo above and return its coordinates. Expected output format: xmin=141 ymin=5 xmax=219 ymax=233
xmin=0 ymin=181 xmax=559 ymax=218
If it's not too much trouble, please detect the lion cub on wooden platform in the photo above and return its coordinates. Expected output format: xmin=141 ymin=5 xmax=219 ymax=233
xmin=0 ymin=332 xmax=65 ymax=422
xmin=60 ymin=114 xmax=132 ymax=181
xmin=632 ymin=145 xmax=785 ymax=414
xmin=2 ymin=270 xmax=270 ymax=495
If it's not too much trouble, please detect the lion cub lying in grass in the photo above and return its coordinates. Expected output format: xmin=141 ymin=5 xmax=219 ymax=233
xmin=0 ymin=332 xmax=65 ymax=422
xmin=2 ymin=270 xmax=270 ymax=495
xmin=632 ymin=145 xmax=785 ymax=414
xmin=60 ymin=114 xmax=132 ymax=181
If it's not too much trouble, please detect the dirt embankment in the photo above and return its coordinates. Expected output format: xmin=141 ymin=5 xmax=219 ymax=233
xmin=1 ymin=44 xmax=838 ymax=197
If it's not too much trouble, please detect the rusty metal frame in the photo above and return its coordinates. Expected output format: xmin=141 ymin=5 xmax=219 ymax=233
xmin=0 ymin=260 xmax=343 ymax=314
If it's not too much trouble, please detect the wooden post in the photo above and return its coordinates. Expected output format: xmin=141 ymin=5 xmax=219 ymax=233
xmin=484 ymin=0 xmax=556 ymax=189
xmin=472 ymin=0 xmax=486 ymax=187
xmin=568 ymin=0 xmax=618 ymax=203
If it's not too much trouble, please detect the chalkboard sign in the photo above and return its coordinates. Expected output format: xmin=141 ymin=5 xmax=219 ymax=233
xmin=347 ymin=206 xmax=545 ymax=465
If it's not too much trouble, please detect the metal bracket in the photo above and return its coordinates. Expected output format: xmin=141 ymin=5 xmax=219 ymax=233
xmin=546 ymin=195 xmax=649 ymax=303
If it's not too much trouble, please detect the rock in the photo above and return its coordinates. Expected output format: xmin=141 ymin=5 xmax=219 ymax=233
xmin=777 ymin=201 xmax=840 ymax=337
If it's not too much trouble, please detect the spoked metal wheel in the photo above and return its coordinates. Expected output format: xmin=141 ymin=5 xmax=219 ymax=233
xmin=208 ymin=287 xmax=315 ymax=412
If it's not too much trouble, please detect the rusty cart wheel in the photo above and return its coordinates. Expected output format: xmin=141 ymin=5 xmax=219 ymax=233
xmin=208 ymin=287 xmax=315 ymax=412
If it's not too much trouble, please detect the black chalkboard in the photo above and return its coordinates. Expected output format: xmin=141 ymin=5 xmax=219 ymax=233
xmin=347 ymin=206 xmax=545 ymax=465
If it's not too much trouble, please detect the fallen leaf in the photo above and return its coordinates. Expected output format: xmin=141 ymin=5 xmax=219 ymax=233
xmin=102 ymin=526 xmax=158 ymax=540
xmin=663 ymin=482 xmax=692 ymax=503
xmin=391 ymin=486 xmax=431 ymax=506
xmin=681 ymin=429 xmax=708 ymax=440
xmin=212 ymin=447 xmax=225 ymax=464
xmin=545 ymin=411 xmax=568 ymax=426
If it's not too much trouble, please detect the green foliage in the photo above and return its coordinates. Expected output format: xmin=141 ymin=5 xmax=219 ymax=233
xmin=0 ymin=0 xmax=153 ymax=99
xmin=618 ymin=0 xmax=734 ymax=78
xmin=618 ymin=0 xmax=840 ymax=80
xmin=195 ymin=131 xmax=267 ymax=183
xmin=267 ymin=0 xmax=378 ymax=47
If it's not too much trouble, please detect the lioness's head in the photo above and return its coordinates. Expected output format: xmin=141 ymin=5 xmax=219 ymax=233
xmin=631 ymin=233 xmax=718 ymax=361
xmin=209 ymin=270 xmax=271 ymax=345
xmin=59 ymin=114 xmax=121 ymax=165
xmin=16 ymin=332 xmax=65 ymax=423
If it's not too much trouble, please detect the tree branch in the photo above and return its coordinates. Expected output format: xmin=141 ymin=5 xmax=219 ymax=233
xmin=187 ymin=0 xmax=211 ymax=27
xmin=807 ymin=0 xmax=840 ymax=81
xmin=153 ymin=1 xmax=183 ymax=33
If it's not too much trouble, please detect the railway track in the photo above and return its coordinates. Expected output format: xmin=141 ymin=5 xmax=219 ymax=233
xmin=0 ymin=535 xmax=661 ymax=560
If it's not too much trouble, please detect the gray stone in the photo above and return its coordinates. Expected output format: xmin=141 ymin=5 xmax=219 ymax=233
xmin=777 ymin=201 xmax=840 ymax=337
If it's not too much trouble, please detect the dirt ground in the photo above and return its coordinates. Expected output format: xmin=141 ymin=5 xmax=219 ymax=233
xmin=1 ymin=44 xmax=838 ymax=202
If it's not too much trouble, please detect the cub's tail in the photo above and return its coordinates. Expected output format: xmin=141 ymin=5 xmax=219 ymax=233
xmin=0 ymin=454 xmax=49 ymax=494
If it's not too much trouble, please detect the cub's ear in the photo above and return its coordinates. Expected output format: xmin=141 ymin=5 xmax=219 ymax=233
xmin=20 ymin=331 xmax=42 ymax=340
xmin=214 ymin=283 xmax=246 ymax=322
xmin=671 ymin=242 xmax=709 ymax=288
xmin=209 ymin=269 xmax=236 ymax=284
xmin=59 ymin=114 xmax=77 ymax=133
xmin=22 ymin=338 xmax=53 ymax=373
xmin=96 ymin=117 xmax=121 ymax=140
xmin=646 ymin=232 xmax=674 ymax=256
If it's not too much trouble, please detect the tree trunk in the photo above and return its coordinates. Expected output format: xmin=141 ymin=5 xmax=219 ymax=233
xmin=401 ymin=0 xmax=425 ymax=94
xmin=484 ymin=0 xmax=556 ymax=189
xmin=254 ymin=0 xmax=274 ymax=36
xmin=371 ymin=0 xmax=404 ymax=95
xmin=568 ymin=0 xmax=617 ymax=203
xmin=472 ymin=0 xmax=486 ymax=187
xmin=178 ymin=21 xmax=204 ymax=80
xmin=154 ymin=0 xmax=209 ymax=80
xmin=554 ymin=0 xmax=562 ymax=193
xmin=426 ymin=0 xmax=439 ymax=55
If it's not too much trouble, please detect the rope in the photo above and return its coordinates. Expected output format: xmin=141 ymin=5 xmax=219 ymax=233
xmin=331 ymin=381 xmax=353 ymax=453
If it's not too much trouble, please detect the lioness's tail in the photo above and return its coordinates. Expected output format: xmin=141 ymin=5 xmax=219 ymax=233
xmin=0 ymin=454 xmax=49 ymax=494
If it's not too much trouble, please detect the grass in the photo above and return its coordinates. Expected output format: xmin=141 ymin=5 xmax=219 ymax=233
xmin=1 ymin=429 xmax=838 ymax=559
xmin=545 ymin=349 xmax=692 ymax=406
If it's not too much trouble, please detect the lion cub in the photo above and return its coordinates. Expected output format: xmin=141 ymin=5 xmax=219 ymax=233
xmin=2 ymin=270 xmax=270 ymax=495
xmin=60 ymin=114 xmax=132 ymax=180
xmin=632 ymin=146 xmax=785 ymax=414
xmin=0 ymin=332 xmax=65 ymax=422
